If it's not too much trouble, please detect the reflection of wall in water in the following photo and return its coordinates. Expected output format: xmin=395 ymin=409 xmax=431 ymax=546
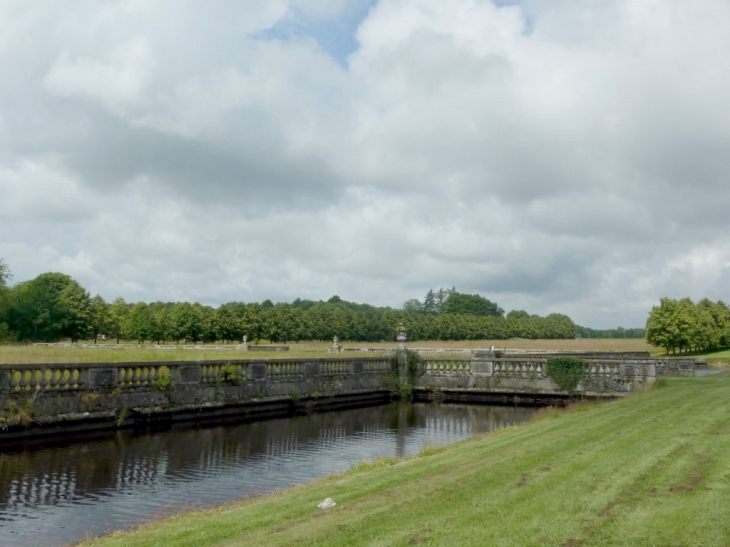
xmin=0 ymin=405 xmax=397 ymax=510
xmin=0 ymin=403 xmax=532 ymax=512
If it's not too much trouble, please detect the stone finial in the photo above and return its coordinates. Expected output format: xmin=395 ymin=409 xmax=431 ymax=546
xmin=329 ymin=335 xmax=340 ymax=353
xmin=237 ymin=334 xmax=248 ymax=351
xmin=395 ymin=322 xmax=407 ymax=350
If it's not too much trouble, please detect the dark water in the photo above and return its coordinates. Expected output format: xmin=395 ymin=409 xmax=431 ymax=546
xmin=695 ymin=368 xmax=726 ymax=377
xmin=0 ymin=403 xmax=536 ymax=547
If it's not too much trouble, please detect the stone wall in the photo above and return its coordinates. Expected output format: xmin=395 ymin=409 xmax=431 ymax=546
xmin=416 ymin=357 xmax=656 ymax=396
xmin=0 ymin=354 xmax=688 ymax=441
xmin=653 ymin=358 xmax=704 ymax=376
xmin=0 ymin=358 xmax=392 ymax=441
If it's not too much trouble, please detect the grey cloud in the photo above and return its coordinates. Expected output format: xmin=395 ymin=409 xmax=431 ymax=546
xmin=2 ymin=0 xmax=730 ymax=328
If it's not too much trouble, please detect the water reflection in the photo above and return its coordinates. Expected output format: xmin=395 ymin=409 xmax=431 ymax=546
xmin=0 ymin=403 xmax=535 ymax=546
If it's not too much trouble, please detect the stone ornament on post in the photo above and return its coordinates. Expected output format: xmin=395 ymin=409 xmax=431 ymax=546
xmin=237 ymin=335 xmax=248 ymax=351
xmin=329 ymin=336 xmax=340 ymax=353
xmin=395 ymin=323 xmax=407 ymax=351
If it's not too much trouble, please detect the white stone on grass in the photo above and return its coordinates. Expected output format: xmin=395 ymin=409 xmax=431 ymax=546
xmin=318 ymin=498 xmax=336 ymax=509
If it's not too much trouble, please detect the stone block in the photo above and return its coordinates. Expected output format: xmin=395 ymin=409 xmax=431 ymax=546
xmin=250 ymin=363 xmax=268 ymax=380
xmin=0 ymin=370 xmax=9 ymax=393
xmin=471 ymin=361 xmax=493 ymax=375
xmin=304 ymin=362 xmax=320 ymax=376
xmin=350 ymin=361 xmax=364 ymax=374
xmin=89 ymin=368 xmax=117 ymax=389
xmin=179 ymin=365 xmax=202 ymax=384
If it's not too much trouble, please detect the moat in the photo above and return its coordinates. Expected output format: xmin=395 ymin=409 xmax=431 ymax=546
xmin=0 ymin=401 xmax=536 ymax=546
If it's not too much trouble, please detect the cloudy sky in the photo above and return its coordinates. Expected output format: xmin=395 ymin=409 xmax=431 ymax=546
xmin=1 ymin=0 xmax=729 ymax=328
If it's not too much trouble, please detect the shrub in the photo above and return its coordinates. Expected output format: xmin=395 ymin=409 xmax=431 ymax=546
xmin=220 ymin=363 xmax=242 ymax=385
xmin=546 ymin=357 xmax=585 ymax=394
xmin=389 ymin=350 xmax=422 ymax=383
xmin=388 ymin=350 xmax=423 ymax=400
xmin=153 ymin=366 xmax=173 ymax=392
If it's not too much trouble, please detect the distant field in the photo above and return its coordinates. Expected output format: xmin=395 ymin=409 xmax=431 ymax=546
xmin=0 ymin=338 xmax=657 ymax=365
xmin=0 ymin=343 xmax=358 ymax=364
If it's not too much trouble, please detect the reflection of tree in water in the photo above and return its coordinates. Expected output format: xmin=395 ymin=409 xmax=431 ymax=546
xmin=0 ymin=403 xmax=534 ymax=514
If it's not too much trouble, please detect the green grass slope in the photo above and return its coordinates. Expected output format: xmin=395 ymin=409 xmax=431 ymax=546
xmin=78 ymin=374 xmax=730 ymax=547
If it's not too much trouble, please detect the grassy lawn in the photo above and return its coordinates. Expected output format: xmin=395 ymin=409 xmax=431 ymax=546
xmin=687 ymin=348 xmax=730 ymax=366
xmin=76 ymin=373 xmax=730 ymax=547
xmin=0 ymin=338 xmax=656 ymax=365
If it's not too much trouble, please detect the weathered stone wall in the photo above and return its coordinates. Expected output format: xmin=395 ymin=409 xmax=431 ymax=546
xmin=653 ymin=358 xmax=704 ymax=376
xmin=0 ymin=354 xmax=691 ymax=441
xmin=416 ymin=357 xmax=656 ymax=396
xmin=0 ymin=358 xmax=391 ymax=414
xmin=0 ymin=358 xmax=393 ymax=441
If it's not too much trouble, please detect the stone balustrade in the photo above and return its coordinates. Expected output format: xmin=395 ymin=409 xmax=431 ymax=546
xmin=417 ymin=356 xmax=657 ymax=395
xmin=0 ymin=354 xmax=688 ymax=441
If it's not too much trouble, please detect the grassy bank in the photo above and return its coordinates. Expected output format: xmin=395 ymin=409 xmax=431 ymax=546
xmin=686 ymin=348 xmax=730 ymax=366
xmin=0 ymin=338 xmax=656 ymax=365
xmin=77 ymin=373 xmax=729 ymax=547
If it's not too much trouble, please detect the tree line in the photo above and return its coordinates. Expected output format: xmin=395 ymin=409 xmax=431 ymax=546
xmin=0 ymin=261 xmax=612 ymax=344
xmin=575 ymin=326 xmax=646 ymax=339
xmin=646 ymin=297 xmax=730 ymax=354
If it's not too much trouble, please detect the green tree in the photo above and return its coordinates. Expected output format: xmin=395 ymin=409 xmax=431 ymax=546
xmin=694 ymin=299 xmax=720 ymax=351
xmin=197 ymin=304 xmax=218 ymax=343
xmin=714 ymin=301 xmax=730 ymax=348
xmin=216 ymin=303 xmax=243 ymax=343
xmin=108 ymin=297 xmax=130 ymax=343
xmin=126 ymin=302 xmax=152 ymax=344
xmin=544 ymin=313 xmax=577 ymax=339
xmin=423 ymin=290 xmax=438 ymax=315
xmin=0 ymin=259 xmax=13 ymax=342
xmin=172 ymin=302 xmax=196 ymax=343
xmin=149 ymin=301 xmax=175 ymax=344
xmin=241 ymin=303 xmax=265 ymax=342
xmin=58 ymin=281 xmax=92 ymax=342
xmin=646 ymin=297 xmax=693 ymax=354
xmin=9 ymin=272 xmax=90 ymax=342
xmin=89 ymin=294 xmax=110 ymax=343
xmin=402 ymin=299 xmax=424 ymax=314
xmin=507 ymin=310 xmax=530 ymax=320
xmin=442 ymin=291 xmax=504 ymax=317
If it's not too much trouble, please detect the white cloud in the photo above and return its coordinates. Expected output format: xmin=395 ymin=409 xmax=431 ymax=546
xmin=0 ymin=159 xmax=98 ymax=220
xmin=1 ymin=0 xmax=730 ymax=327
xmin=43 ymin=38 xmax=154 ymax=112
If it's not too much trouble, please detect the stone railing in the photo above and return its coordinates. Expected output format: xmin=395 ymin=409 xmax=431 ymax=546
xmin=0 ymin=357 xmax=390 ymax=395
xmin=418 ymin=357 xmax=657 ymax=395
xmin=0 ymin=357 xmax=394 ymax=441
xmin=0 ymin=353 xmax=695 ymax=441
xmin=6 ymin=366 xmax=87 ymax=393
xmin=422 ymin=360 xmax=473 ymax=376
xmin=653 ymin=358 xmax=703 ymax=376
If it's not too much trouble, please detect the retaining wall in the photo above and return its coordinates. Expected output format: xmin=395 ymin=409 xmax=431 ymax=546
xmin=416 ymin=357 xmax=656 ymax=396
xmin=0 ymin=354 xmax=691 ymax=442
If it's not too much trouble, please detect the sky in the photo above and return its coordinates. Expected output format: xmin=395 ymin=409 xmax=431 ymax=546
xmin=1 ymin=0 xmax=730 ymax=328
